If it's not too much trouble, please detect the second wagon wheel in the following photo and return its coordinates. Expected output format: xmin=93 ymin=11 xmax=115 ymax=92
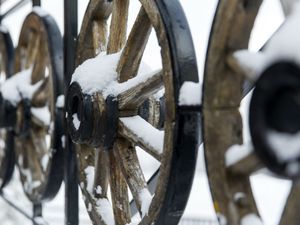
xmin=13 ymin=10 xmax=64 ymax=202
xmin=66 ymin=0 xmax=200 ymax=224
xmin=203 ymin=1 xmax=299 ymax=225
xmin=0 ymin=27 xmax=15 ymax=190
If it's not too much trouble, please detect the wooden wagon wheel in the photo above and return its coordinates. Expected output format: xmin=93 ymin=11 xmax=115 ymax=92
xmin=203 ymin=1 xmax=300 ymax=225
xmin=0 ymin=28 xmax=15 ymax=190
xmin=66 ymin=0 xmax=200 ymax=224
xmin=13 ymin=11 xmax=64 ymax=203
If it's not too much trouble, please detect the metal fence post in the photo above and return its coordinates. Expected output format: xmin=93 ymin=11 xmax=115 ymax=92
xmin=64 ymin=0 xmax=78 ymax=224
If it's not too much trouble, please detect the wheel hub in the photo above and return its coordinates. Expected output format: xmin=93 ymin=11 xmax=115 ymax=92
xmin=250 ymin=61 xmax=300 ymax=178
xmin=66 ymin=81 xmax=118 ymax=149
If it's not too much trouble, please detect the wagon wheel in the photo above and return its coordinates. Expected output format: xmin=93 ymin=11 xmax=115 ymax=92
xmin=0 ymin=28 xmax=15 ymax=190
xmin=203 ymin=1 xmax=299 ymax=225
xmin=13 ymin=11 xmax=64 ymax=202
xmin=66 ymin=0 xmax=200 ymax=224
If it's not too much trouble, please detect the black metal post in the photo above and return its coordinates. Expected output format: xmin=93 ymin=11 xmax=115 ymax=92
xmin=32 ymin=0 xmax=40 ymax=7
xmin=64 ymin=0 xmax=78 ymax=224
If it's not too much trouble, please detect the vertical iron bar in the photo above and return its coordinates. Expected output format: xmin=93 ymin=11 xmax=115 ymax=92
xmin=64 ymin=0 xmax=78 ymax=224
xmin=33 ymin=203 xmax=42 ymax=225
xmin=32 ymin=0 xmax=40 ymax=7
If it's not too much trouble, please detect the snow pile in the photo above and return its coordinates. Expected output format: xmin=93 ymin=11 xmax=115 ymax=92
xmin=179 ymin=81 xmax=202 ymax=106
xmin=72 ymin=113 xmax=80 ymax=130
xmin=1 ymin=68 xmax=42 ymax=106
xmin=241 ymin=213 xmax=263 ymax=225
xmin=71 ymin=52 xmax=156 ymax=99
xmin=56 ymin=95 xmax=64 ymax=108
xmin=41 ymin=154 xmax=49 ymax=171
xmin=225 ymin=142 xmax=253 ymax=167
xmin=84 ymin=166 xmax=95 ymax=194
xmin=139 ymin=188 xmax=153 ymax=217
xmin=119 ymin=116 xmax=164 ymax=155
xmin=234 ymin=1 xmax=300 ymax=81
xmin=31 ymin=106 xmax=51 ymax=126
xmin=95 ymin=198 xmax=115 ymax=225
xmin=32 ymin=6 xmax=48 ymax=17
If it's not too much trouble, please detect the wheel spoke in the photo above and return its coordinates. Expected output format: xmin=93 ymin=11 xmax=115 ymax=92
xmin=225 ymin=142 xmax=263 ymax=175
xmin=138 ymin=95 xmax=165 ymax=129
xmin=93 ymin=147 xmax=109 ymax=198
xmin=118 ymin=116 xmax=163 ymax=161
xmin=92 ymin=20 xmax=108 ymax=55
xmin=31 ymin=76 xmax=50 ymax=107
xmin=117 ymin=7 xmax=152 ymax=82
xmin=109 ymin=150 xmax=131 ymax=225
xmin=118 ymin=70 xmax=163 ymax=110
xmin=25 ymin=30 xmax=40 ymax=68
xmin=114 ymin=138 xmax=152 ymax=217
xmin=227 ymin=152 xmax=263 ymax=175
xmin=107 ymin=0 xmax=129 ymax=54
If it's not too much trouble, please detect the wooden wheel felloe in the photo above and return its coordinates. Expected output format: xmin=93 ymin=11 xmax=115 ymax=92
xmin=203 ymin=1 xmax=299 ymax=225
xmin=0 ymin=28 xmax=15 ymax=190
xmin=66 ymin=0 xmax=200 ymax=224
xmin=10 ymin=10 xmax=64 ymax=203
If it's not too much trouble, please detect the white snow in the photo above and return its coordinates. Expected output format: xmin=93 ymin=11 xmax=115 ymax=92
xmin=234 ymin=2 xmax=300 ymax=81
xmin=225 ymin=142 xmax=253 ymax=167
xmin=61 ymin=135 xmax=66 ymax=148
xmin=32 ymin=6 xmax=48 ymax=17
xmin=179 ymin=81 xmax=202 ymax=106
xmin=233 ymin=51 xmax=266 ymax=81
xmin=267 ymin=129 xmax=300 ymax=162
xmin=95 ymin=198 xmax=115 ymax=225
xmin=153 ymin=88 xmax=165 ymax=100
xmin=138 ymin=188 xmax=153 ymax=217
xmin=71 ymin=52 xmax=120 ymax=95
xmin=119 ymin=116 xmax=164 ymax=155
xmin=72 ymin=113 xmax=80 ymax=130
xmin=41 ymin=154 xmax=49 ymax=171
xmin=241 ymin=213 xmax=263 ymax=225
xmin=95 ymin=185 xmax=102 ymax=195
xmin=71 ymin=51 xmax=159 ymax=99
xmin=84 ymin=166 xmax=95 ymax=194
xmin=56 ymin=95 xmax=64 ymax=108
xmin=1 ymin=68 xmax=42 ymax=106
xmin=31 ymin=106 xmax=51 ymax=126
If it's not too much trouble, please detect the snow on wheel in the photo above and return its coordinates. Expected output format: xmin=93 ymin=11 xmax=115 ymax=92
xmin=66 ymin=0 xmax=200 ymax=224
xmin=203 ymin=1 xmax=300 ymax=225
xmin=8 ymin=9 xmax=64 ymax=203
xmin=0 ymin=27 xmax=15 ymax=190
